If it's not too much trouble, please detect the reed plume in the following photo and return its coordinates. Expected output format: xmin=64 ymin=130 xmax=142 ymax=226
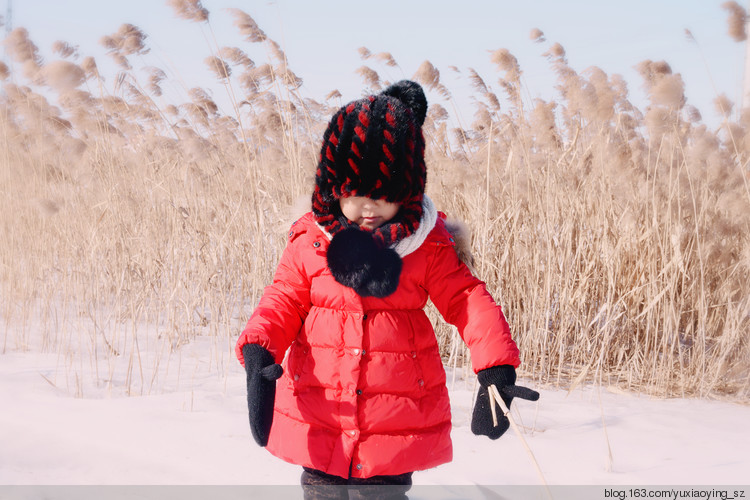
xmin=205 ymin=56 xmax=232 ymax=80
xmin=4 ymin=27 xmax=43 ymax=67
xmin=530 ymin=28 xmax=546 ymax=43
xmin=468 ymin=68 xmax=489 ymax=94
xmin=325 ymin=89 xmax=342 ymax=101
xmin=100 ymin=24 xmax=150 ymax=56
xmin=80 ymin=57 xmax=100 ymax=80
xmin=714 ymin=93 xmax=734 ymax=117
xmin=489 ymin=48 xmax=524 ymax=110
xmin=167 ymin=0 xmax=210 ymax=22
xmin=490 ymin=48 xmax=521 ymax=83
xmin=228 ymin=9 xmax=267 ymax=43
xmin=52 ymin=41 xmax=79 ymax=58
xmin=144 ymin=66 xmax=167 ymax=96
xmin=544 ymin=42 xmax=566 ymax=61
xmin=358 ymin=47 xmax=372 ymax=60
xmin=413 ymin=60 xmax=441 ymax=89
xmin=412 ymin=61 xmax=451 ymax=99
xmin=41 ymin=61 xmax=86 ymax=92
xmin=427 ymin=103 xmax=449 ymax=122
xmin=218 ymin=47 xmax=255 ymax=69
xmin=685 ymin=105 xmax=703 ymax=123
xmin=275 ymin=65 xmax=303 ymax=89
xmin=356 ymin=66 xmax=381 ymax=89
xmin=722 ymin=1 xmax=747 ymax=42
xmin=373 ymin=52 xmax=398 ymax=67
xmin=268 ymin=40 xmax=288 ymax=65
xmin=636 ymin=60 xmax=686 ymax=109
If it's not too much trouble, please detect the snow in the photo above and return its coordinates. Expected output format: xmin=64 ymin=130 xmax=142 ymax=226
xmin=2 ymin=342 xmax=749 ymax=492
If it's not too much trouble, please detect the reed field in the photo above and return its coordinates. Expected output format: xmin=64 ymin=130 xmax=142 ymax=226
xmin=1 ymin=2 xmax=749 ymax=400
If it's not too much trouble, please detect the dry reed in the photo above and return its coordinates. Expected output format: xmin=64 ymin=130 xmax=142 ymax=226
xmin=167 ymin=0 xmax=210 ymax=23
xmin=1 ymin=7 xmax=749 ymax=401
xmin=722 ymin=1 xmax=747 ymax=42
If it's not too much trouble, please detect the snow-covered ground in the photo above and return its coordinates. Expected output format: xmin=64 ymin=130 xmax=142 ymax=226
xmin=2 ymin=341 xmax=749 ymax=494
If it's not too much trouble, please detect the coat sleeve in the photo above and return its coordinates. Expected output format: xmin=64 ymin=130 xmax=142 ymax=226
xmin=424 ymin=241 xmax=520 ymax=372
xmin=235 ymin=230 xmax=312 ymax=366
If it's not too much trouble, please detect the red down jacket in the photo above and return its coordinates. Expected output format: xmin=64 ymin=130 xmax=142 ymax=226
xmin=236 ymin=211 xmax=520 ymax=478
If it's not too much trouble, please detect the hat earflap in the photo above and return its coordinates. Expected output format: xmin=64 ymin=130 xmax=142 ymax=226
xmin=326 ymin=228 xmax=402 ymax=298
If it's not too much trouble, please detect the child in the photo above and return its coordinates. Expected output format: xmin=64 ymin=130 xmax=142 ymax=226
xmin=236 ymin=80 xmax=538 ymax=497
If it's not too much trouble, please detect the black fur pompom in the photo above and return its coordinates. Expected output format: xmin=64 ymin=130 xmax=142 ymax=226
xmin=381 ymin=80 xmax=427 ymax=126
xmin=327 ymin=228 xmax=402 ymax=298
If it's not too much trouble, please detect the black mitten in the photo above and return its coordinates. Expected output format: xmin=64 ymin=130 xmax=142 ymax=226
xmin=471 ymin=365 xmax=539 ymax=440
xmin=242 ymin=343 xmax=283 ymax=447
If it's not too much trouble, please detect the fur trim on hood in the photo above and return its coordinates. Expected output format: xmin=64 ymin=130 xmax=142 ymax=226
xmin=444 ymin=217 xmax=475 ymax=273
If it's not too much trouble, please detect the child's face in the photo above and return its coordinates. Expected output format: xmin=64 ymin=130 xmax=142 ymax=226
xmin=340 ymin=196 xmax=400 ymax=230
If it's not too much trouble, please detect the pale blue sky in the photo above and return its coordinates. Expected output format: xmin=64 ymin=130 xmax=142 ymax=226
xmin=5 ymin=0 xmax=746 ymax=128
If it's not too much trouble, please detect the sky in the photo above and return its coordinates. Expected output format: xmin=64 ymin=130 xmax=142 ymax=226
xmin=3 ymin=0 xmax=748 ymax=129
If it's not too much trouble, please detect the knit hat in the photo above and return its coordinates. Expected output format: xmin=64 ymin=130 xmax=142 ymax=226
xmin=312 ymin=80 xmax=428 ymax=297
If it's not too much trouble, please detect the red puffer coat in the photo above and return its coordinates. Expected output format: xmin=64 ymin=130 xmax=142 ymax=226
xmin=236 ymin=211 xmax=520 ymax=478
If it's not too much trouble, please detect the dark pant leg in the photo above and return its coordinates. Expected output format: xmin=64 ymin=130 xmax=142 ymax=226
xmin=301 ymin=467 xmax=349 ymax=500
xmin=348 ymin=471 xmax=413 ymax=500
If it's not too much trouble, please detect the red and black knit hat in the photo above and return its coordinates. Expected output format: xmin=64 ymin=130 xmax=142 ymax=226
xmin=312 ymin=80 xmax=428 ymax=297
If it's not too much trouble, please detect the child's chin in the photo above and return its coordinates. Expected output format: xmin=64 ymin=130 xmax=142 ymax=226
xmin=359 ymin=221 xmax=382 ymax=230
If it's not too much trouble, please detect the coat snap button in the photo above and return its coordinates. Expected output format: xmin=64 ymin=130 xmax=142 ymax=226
xmin=356 ymin=464 xmax=363 ymax=470
xmin=294 ymin=374 xmax=300 ymax=381
xmin=418 ymin=379 xmax=424 ymax=386
xmin=353 ymin=348 xmax=360 ymax=355
xmin=411 ymin=351 xmax=417 ymax=358
xmin=313 ymin=241 xmax=321 ymax=248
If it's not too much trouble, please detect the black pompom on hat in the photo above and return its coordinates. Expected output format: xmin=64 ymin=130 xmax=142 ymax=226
xmin=312 ymin=80 xmax=428 ymax=297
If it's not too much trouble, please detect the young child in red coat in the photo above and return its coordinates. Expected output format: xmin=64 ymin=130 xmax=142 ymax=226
xmin=236 ymin=80 xmax=538 ymax=498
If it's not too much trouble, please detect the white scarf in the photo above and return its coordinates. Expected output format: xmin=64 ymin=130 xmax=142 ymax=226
xmin=392 ymin=195 xmax=437 ymax=257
